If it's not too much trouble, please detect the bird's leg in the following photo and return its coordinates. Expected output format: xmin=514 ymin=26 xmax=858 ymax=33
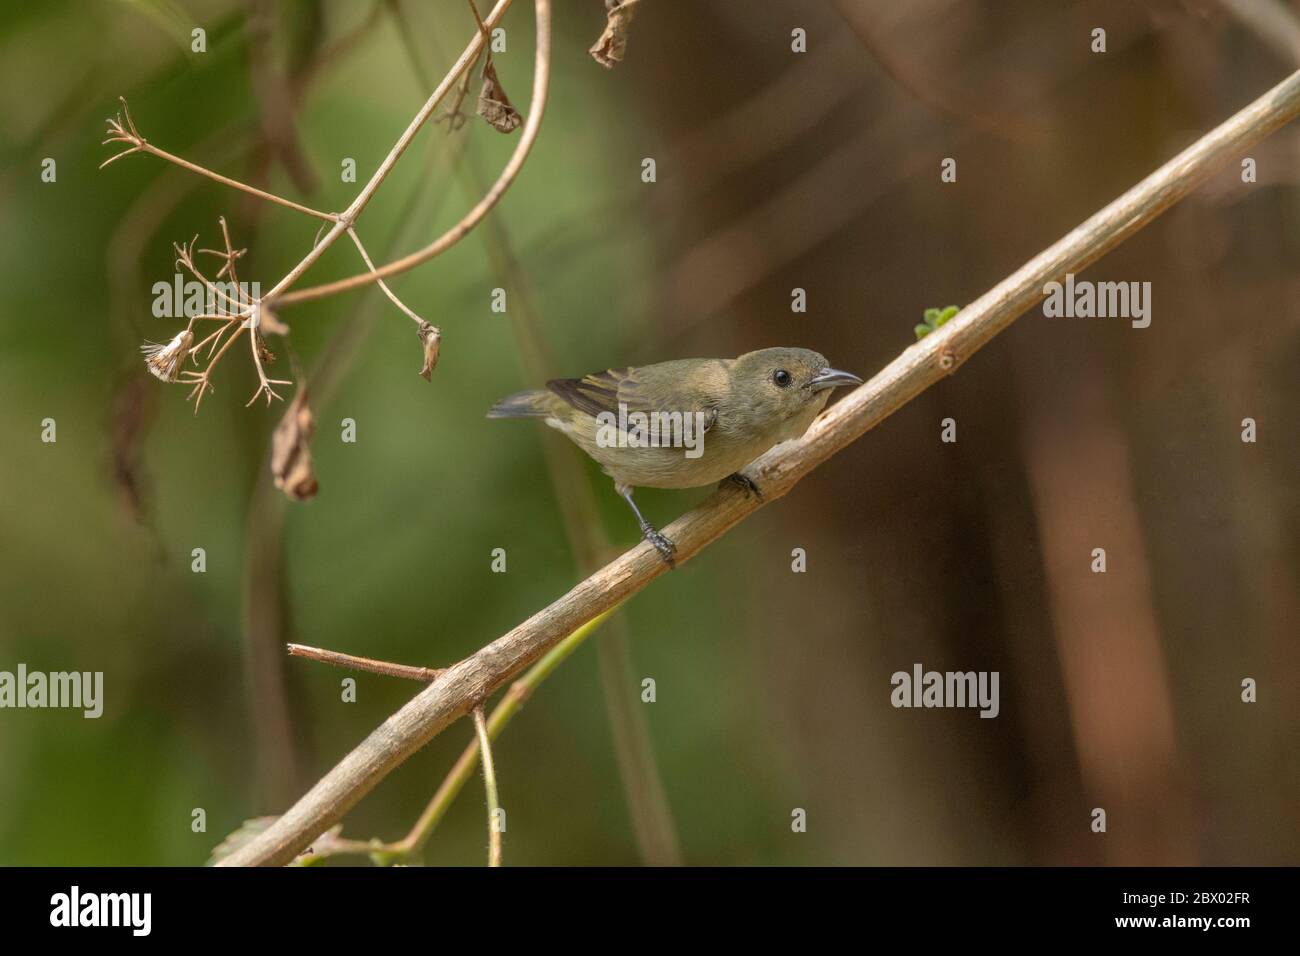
xmin=722 ymin=470 xmax=764 ymax=502
xmin=616 ymin=483 xmax=676 ymax=567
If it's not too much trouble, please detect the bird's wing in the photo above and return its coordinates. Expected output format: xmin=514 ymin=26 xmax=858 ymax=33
xmin=546 ymin=366 xmax=717 ymax=434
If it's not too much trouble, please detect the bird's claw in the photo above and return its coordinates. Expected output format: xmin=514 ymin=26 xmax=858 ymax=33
xmin=642 ymin=527 xmax=677 ymax=567
xmin=723 ymin=471 xmax=764 ymax=502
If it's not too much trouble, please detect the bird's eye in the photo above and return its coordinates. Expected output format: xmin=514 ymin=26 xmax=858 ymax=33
xmin=773 ymin=369 xmax=792 ymax=388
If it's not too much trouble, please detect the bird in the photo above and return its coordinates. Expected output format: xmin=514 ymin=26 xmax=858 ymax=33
xmin=488 ymin=347 xmax=863 ymax=565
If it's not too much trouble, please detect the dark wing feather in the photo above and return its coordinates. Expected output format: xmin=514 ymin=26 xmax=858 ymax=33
xmin=546 ymin=365 xmax=717 ymax=433
xmin=546 ymin=368 xmax=629 ymax=420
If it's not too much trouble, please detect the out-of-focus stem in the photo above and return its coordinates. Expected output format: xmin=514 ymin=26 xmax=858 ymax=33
xmin=472 ymin=706 xmax=502 ymax=867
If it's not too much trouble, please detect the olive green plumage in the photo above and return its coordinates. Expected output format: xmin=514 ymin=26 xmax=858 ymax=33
xmin=489 ymin=347 xmax=862 ymax=562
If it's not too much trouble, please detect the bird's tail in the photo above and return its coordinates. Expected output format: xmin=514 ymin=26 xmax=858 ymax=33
xmin=487 ymin=389 xmax=552 ymax=419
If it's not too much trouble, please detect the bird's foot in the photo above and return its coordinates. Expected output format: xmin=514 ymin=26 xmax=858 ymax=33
xmin=722 ymin=471 xmax=764 ymax=502
xmin=640 ymin=525 xmax=677 ymax=567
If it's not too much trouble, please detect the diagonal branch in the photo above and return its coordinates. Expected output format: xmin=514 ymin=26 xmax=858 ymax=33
xmin=218 ymin=67 xmax=1300 ymax=867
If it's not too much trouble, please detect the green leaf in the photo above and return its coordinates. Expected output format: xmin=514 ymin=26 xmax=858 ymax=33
xmin=913 ymin=304 xmax=962 ymax=341
xmin=933 ymin=305 xmax=959 ymax=329
xmin=207 ymin=816 xmax=277 ymax=866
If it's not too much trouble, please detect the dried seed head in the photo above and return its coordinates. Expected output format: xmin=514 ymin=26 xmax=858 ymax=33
xmin=477 ymin=61 xmax=522 ymax=133
xmin=417 ymin=321 xmax=442 ymax=381
xmin=140 ymin=329 xmax=194 ymax=382
xmin=590 ymin=0 xmax=637 ymax=69
xmin=271 ymin=389 xmax=318 ymax=501
xmin=255 ymin=330 xmax=276 ymax=367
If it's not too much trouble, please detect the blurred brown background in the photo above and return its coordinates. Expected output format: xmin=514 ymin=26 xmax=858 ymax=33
xmin=0 ymin=0 xmax=1295 ymax=865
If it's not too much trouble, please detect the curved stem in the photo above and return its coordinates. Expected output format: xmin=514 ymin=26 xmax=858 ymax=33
xmin=270 ymin=0 xmax=550 ymax=307
xmin=472 ymin=706 xmax=502 ymax=867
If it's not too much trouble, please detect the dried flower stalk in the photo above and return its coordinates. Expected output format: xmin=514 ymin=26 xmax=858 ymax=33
xmin=590 ymin=0 xmax=639 ymax=69
xmin=103 ymin=0 xmax=525 ymax=416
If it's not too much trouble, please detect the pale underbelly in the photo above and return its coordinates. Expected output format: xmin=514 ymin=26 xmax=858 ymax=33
xmin=545 ymin=416 xmax=772 ymax=489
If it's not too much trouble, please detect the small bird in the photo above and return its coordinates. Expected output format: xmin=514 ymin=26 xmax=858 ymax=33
xmin=488 ymin=347 xmax=863 ymax=564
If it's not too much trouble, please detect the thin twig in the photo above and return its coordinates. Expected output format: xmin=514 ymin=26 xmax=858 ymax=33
xmin=246 ymin=308 xmax=294 ymax=407
xmin=181 ymin=318 xmax=249 ymax=412
xmin=139 ymin=142 xmax=335 ymax=220
xmin=287 ymin=643 xmax=444 ymax=682
xmin=438 ymin=0 xmax=491 ymax=127
xmin=105 ymin=0 xmax=523 ymax=411
xmin=101 ymin=97 xmax=336 ymax=221
xmin=217 ymin=68 xmax=1300 ymax=867
xmin=345 ymin=227 xmax=427 ymax=325
xmin=269 ymin=0 xmax=550 ymax=307
xmin=298 ymin=607 xmax=617 ymax=865
xmin=174 ymin=237 xmax=249 ymax=316
xmin=255 ymin=0 xmax=522 ymax=308
xmin=472 ymin=706 xmax=502 ymax=867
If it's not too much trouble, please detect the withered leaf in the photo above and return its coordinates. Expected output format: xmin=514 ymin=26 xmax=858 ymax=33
xmin=271 ymin=388 xmax=318 ymax=501
xmin=590 ymin=0 xmax=637 ymax=69
xmin=477 ymin=60 xmax=522 ymax=133
xmin=254 ymin=330 xmax=276 ymax=367
xmin=417 ymin=321 xmax=442 ymax=381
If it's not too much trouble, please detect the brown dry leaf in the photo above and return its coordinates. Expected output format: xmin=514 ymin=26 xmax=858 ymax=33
xmin=476 ymin=60 xmax=522 ymax=133
xmin=271 ymin=388 xmax=318 ymax=501
xmin=417 ymin=321 xmax=442 ymax=381
xmin=254 ymin=330 xmax=276 ymax=367
xmin=589 ymin=0 xmax=637 ymax=69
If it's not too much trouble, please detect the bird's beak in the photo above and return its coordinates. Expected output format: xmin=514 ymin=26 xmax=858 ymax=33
xmin=808 ymin=367 xmax=864 ymax=391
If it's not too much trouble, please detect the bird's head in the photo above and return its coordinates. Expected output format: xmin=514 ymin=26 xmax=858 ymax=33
xmin=726 ymin=347 xmax=863 ymax=439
